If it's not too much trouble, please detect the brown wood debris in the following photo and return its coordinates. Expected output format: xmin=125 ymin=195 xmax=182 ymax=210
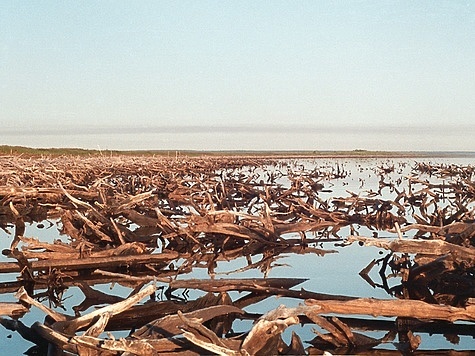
xmin=1 ymin=154 xmax=475 ymax=354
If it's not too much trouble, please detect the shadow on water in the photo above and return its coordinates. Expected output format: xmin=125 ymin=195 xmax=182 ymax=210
xmin=1 ymin=155 xmax=475 ymax=354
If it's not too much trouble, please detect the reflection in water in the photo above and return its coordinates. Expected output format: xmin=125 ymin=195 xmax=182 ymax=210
xmin=0 ymin=155 xmax=475 ymax=353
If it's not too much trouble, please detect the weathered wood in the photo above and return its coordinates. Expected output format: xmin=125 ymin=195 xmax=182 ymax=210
xmin=15 ymin=287 xmax=70 ymax=322
xmin=132 ymin=305 xmax=244 ymax=339
xmin=55 ymin=284 xmax=156 ymax=335
xmin=170 ymin=278 xmax=356 ymax=301
xmin=305 ymin=311 xmax=350 ymax=347
xmin=0 ymin=251 xmax=180 ymax=273
xmin=2 ymin=154 xmax=475 ymax=354
xmin=31 ymin=321 xmax=79 ymax=354
xmin=348 ymin=235 xmax=475 ymax=264
xmin=105 ymin=292 xmax=232 ymax=331
xmin=169 ymin=278 xmax=307 ymax=292
xmin=178 ymin=311 xmax=241 ymax=356
xmin=241 ymin=308 xmax=299 ymax=355
xmin=71 ymin=334 xmax=158 ymax=355
xmin=16 ymin=236 xmax=147 ymax=261
xmin=305 ymin=298 xmax=475 ymax=322
xmin=0 ymin=302 xmax=29 ymax=317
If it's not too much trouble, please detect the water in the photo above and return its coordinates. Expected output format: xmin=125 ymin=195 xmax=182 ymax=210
xmin=1 ymin=156 xmax=475 ymax=353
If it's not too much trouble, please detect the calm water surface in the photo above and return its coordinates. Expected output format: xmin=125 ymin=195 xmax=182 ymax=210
xmin=1 ymin=157 xmax=474 ymax=353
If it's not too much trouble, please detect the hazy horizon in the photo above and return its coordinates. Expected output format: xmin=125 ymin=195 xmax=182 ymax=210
xmin=3 ymin=124 xmax=474 ymax=152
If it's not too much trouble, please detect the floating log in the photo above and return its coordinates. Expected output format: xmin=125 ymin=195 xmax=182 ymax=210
xmin=170 ymin=278 xmax=356 ymax=301
xmin=0 ymin=251 xmax=180 ymax=274
xmin=347 ymin=235 xmax=475 ymax=264
xmin=305 ymin=298 xmax=475 ymax=322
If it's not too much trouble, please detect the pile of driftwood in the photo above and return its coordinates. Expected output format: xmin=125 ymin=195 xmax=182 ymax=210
xmin=0 ymin=154 xmax=474 ymax=354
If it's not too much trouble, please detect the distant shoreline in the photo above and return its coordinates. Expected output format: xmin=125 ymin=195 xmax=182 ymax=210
xmin=1 ymin=145 xmax=474 ymax=159
xmin=4 ymin=125 xmax=474 ymax=152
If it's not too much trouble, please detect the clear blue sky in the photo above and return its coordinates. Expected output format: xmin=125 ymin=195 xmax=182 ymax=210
xmin=1 ymin=1 xmax=474 ymax=150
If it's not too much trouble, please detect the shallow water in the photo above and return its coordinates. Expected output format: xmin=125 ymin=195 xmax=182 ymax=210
xmin=1 ymin=156 xmax=475 ymax=353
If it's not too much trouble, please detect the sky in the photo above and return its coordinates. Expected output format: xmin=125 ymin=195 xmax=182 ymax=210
xmin=1 ymin=1 xmax=475 ymax=151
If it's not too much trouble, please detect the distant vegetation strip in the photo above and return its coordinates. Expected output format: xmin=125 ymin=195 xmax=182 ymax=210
xmin=0 ymin=145 xmax=472 ymax=158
